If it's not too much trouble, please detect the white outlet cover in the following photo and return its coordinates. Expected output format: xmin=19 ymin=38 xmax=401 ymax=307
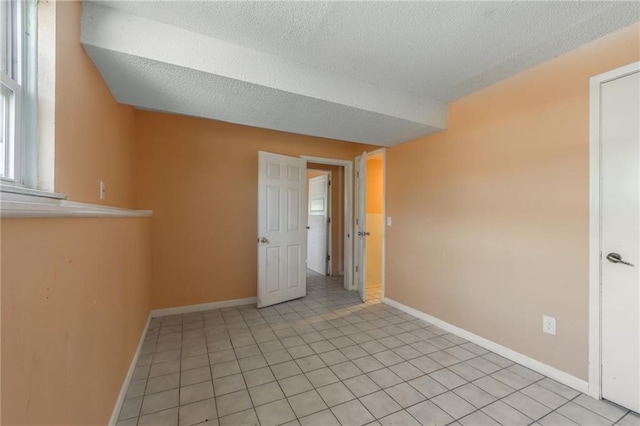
xmin=542 ymin=315 xmax=556 ymax=335
xmin=387 ymin=217 xmax=392 ymax=226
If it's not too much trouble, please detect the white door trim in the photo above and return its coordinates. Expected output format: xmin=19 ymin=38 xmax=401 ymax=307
xmin=327 ymin=170 xmax=333 ymax=276
xmin=302 ymin=156 xmax=353 ymax=290
xmin=588 ymin=60 xmax=640 ymax=399
xmin=355 ymin=153 xmax=367 ymax=301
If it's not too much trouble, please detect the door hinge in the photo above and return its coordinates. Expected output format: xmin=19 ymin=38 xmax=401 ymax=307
xmin=357 ymin=171 xmax=360 ymax=178
xmin=356 ymin=218 xmax=359 ymax=225
xmin=328 ymin=180 xmax=331 ymax=186
xmin=327 ymin=217 xmax=331 ymax=224
xmin=355 ymin=265 xmax=359 ymax=272
xmin=327 ymin=254 xmax=331 ymax=261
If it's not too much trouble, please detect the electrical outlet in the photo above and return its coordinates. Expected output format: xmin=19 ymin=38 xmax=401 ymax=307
xmin=100 ymin=181 xmax=106 ymax=200
xmin=542 ymin=315 xmax=556 ymax=335
xmin=387 ymin=216 xmax=392 ymax=226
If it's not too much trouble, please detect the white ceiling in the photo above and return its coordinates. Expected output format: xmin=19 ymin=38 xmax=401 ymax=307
xmin=81 ymin=1 xmax=640 ymax=146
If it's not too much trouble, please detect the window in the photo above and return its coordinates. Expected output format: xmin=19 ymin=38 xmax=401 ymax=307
xmin=1 ymin=0 xmax=36 ymax=186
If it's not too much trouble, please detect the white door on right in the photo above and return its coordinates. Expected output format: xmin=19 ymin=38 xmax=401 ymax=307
xmin=601 ymin=69 xmax=640 ymax=412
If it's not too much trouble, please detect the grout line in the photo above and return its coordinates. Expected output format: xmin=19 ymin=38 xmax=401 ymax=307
xmin=118 ymin=273 xmax=616 ymax=426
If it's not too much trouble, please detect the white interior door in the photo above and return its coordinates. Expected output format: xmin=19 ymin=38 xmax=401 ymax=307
xmin=257 ymin=151 xmax=307 ymax=308
xmin=355 ymin=153 xmax=367 ymax=301
xmin=307 ymin=174 xmax=329 ymax=275
xmin=600 ymin=70 xmax=640 ymax=412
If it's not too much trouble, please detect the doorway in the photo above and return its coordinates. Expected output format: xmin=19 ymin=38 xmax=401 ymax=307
xmin=306 ymin=168 xmax=332 ymax=276
xmin=304 ymin=158 xmax=353 ymax=291
xmin=365 ymin=153 xmax=384 ymax=301
xmin=588 ymin=61 xmax=639 ymax=412
xmin=355 ymin=149 xmax=386 ymax=302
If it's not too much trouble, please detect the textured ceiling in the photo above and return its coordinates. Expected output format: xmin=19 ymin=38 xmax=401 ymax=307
xmin=81 ymin=1 xmax=640 ymax=146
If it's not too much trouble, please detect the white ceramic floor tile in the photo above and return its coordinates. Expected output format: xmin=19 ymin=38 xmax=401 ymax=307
xmin=116 ymin=271 xmax=635 ymax=426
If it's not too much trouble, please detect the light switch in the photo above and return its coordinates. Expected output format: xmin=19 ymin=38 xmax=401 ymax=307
xmin=387 ymin=216 xmax=392 ymax=226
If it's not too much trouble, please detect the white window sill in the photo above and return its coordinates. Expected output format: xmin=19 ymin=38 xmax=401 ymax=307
xmin=0 ymin=188 xmax=153 ymax=219
xmin=0 ymin=181 xmax=67 ymax=199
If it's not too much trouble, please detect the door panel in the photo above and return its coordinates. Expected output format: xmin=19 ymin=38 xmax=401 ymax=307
xmin=601 ymin=71 xmax=639 ymax=412
xmin=288 ymin=188 xmax=300 ymax=230
xmin=258 ymin=151 xmax=307 ymax=308
xmin=307 ymin=174 xmax=329 ymax=274
xmin=266 ymin=186 xmax=280 ymax=231
xmin=288 ymin=245 xmax=301 ymax=289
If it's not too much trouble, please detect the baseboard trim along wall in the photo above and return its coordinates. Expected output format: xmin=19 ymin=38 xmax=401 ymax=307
xmin=383 ymin=297 xmax=589 ymax=395
xmin=108 ymin=314 xmax=152 ymax=426
xmin=109 ymin=296 xmax=257 ymax=425
xmin=150 ymin=297 xmax=258 ymax=318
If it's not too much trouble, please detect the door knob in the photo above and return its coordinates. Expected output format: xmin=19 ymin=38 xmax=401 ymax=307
xmin=357 ymin=231 xmax=371 ymax=237
xmin=606 ymin=252 xmax=634 ymax=267
xmin=259 ymin=237 xmax=270 ymax=244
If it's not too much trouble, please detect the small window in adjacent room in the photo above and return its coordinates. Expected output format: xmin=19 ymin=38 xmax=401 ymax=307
xmin=1 ymin=0 xmax=37 ymax=187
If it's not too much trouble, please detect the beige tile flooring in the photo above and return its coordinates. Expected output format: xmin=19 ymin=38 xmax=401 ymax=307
xmin=117 ymin=271 xmax=639 ymax=426
xmin=366 ymin=282 xmax=382 ymax=301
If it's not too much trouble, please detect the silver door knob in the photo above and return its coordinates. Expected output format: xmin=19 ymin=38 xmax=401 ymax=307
xmin=259 ymin=237 xmax=269 ymax=244
xmin=606 ymin=252 xmax=634 ymax=267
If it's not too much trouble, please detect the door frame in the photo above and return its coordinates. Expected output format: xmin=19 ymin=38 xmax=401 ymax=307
xmin=302 ymin=156 xmax=353 ymax=291
xmin=326 ymin=170 xmax=332 ymax=276
xmin=588 ymin=60 xmax=640 ymax=399
xmin=354 ymin=152 xmax=367 ymax=301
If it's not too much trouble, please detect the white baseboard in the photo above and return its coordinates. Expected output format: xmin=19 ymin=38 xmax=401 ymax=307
xmin=150 ymin=297 xmax=257 ymax=317
xmin=383 ymin=297 xmax=589 ymax=395
xmin=109 ymin=313 xmax=151 ymax=426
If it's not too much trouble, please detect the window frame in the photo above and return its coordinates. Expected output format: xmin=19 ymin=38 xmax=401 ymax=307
xmin=1 ymin=0 xmax=38 ymax=189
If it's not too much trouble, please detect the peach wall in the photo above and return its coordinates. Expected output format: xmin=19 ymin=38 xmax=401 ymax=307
xmin=366 ymin=159 xmax=384 ymax=287
xmin=134 ymin=111 xmax=366 ymax=309
xmin=1 ymin=217 xmax=151 ymax=425
xmin=307 ymin=169 xmax=327 ymax=179
xmin=366 ymin=159 xmax=383 ymax=214
xmin=55 ymin=1 xmax=136 ymax=208
xmin=0 ymin=3 xmax=151 ymax=425
xmin=386 ymin=23 xmax=640 ymax=380
xmin=308 ymin=163 xmax=344 ymax=275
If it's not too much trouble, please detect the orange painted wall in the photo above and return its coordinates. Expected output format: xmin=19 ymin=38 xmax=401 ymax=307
xmin=1 ymin=218 xmax=151 ymax=425
xmin=134 ymin=111 xmax=366 ymax=309
xmin=386 ymin=23 xmax=640 ymax=380
xmin=54 ymin=1 xmax=136 ymax=208
xmin=1 ymin=2 xmax=151 ymax=425
xmin=366 ymin=159 xmax=383 ymax=214
xmin=306 ymin=169 xmax=327 ymax=179
xmin=365 ymin=158 xmax=384 ymax=287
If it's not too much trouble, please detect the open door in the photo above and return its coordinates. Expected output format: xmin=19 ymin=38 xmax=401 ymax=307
xmin=600 ymin=70 xmax=639 ymax=412
xmin=307 ymin=173 xmax=329 ymax=275
xmin=354 ymin=153 xmax=367 ymax=301
xmin=257 ymin=151 xmax=307 ymax=308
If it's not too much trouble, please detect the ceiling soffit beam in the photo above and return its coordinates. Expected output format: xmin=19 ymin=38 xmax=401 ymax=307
xmin=80 ymin=3 xmax=447 ymax=131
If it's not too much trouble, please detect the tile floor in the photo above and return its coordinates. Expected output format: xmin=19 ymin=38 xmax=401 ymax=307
xmin=117 ymin=271 xmax=639 ymax=426
xmin=366 ymin=282 xmax=382 ymax=301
